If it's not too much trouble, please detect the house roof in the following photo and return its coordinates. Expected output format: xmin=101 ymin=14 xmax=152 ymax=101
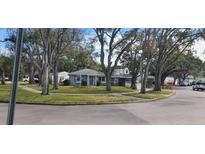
xmin=59 ymin=71 xmax=68 ymax=74
xmin=111 ymin=75 xmax=132 ymax=79
xmin=115 ymin=65 xmax=126 ymax=69
xmin=69 ymin=68 xmax=104 ymax=76
xmin=50 ymin=71 xmax=68 ymax=76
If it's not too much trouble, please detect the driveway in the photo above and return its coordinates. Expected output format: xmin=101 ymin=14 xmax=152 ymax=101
xmin=0 ymin=86 xmax=205 ymax=125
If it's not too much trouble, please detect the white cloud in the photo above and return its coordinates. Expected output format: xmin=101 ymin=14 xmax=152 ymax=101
xmin=0 ymin=46 xmax=12 ymax=56
xmin=193 ymin=39 xmax=205 ymax=61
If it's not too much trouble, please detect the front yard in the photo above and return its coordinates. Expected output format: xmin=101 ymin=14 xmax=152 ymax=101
xmin=0 ymin=84 xmax=174 ymax=105
xmin=0 ymin=84 xmax=137 ymax=105
xmin=25 ymin=84 xmax=135 ymax=94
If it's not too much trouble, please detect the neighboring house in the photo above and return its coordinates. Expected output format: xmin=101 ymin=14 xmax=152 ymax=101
xmin=176 ymin=75 xmax=194 ymax=86
xmin=113 ymin=66 xmax=130 ymax=76
xmin=58 ymin=71 xmax=69 ymax=83
xmin=195 ymin=77 xmax=205 ymax=83
xmin=69 ymin=67 xmax=132 ymax=87
xmin=51 ymin=71 xmax=69 ymax=83
xmin=111 ymin=66 xmax=131 ymax=86
xmin=164 ymin=77 xmax=175 ymax=84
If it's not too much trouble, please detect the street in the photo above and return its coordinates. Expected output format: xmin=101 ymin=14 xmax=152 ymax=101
xmin=0 ymin=86 xmax=205 ymax=124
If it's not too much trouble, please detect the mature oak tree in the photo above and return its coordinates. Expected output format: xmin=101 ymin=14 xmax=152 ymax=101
xmin=94 ymin=28 xmax=139 ymax=91
xmin=153 ymin=28 xmax=202 ymax=91
xmin=140 ymin=28 xmax=158 ymax=93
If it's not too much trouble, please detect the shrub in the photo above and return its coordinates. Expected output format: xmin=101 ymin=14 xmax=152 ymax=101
xmin=63 ymin=79 xmax=70 ymax=86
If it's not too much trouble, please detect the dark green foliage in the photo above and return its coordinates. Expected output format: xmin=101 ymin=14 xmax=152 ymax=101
xmin=62 ymin=79 xmax=70 ymax=86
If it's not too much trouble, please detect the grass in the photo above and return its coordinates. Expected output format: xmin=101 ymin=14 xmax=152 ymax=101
xmin=124 ymin=89 xmax=174 ymax=100
xmin=147 ymin=89 xmax=173 ymax=95
xmin=0 ymin=84 xmax=174 ymax=105
xmin=25 ymin=84 xmax=135 ymax=94
xmin=0 ymin=84 xmax=136 ymax=105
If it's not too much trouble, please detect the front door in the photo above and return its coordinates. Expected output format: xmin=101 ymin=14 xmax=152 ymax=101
xmin=119 ymin=78 xmax=126 ymax=86
xmin=89 ymin=76 xmax=95 ymax=86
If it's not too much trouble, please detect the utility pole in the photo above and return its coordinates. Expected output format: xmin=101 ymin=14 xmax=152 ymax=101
xmin=7 ymin=28 xmax=24 ymax=125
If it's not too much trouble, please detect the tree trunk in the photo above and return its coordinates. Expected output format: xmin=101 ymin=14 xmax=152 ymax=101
xmin=28 ymin=62 xmax=35 ymax=84
xmin=182 ymin=73 xmax=186 ymax=82
xmin=42 ymin=60 xmax=49 ymax=95
xmin=130 ymin=64 xmax=140 ymax=89
xmin=53 ymin=63 xmax=59 ymax=90
xmin=38 ymin=70 xmax=43 ymax=87
xmin=154 ymin=67 xmax=162 ymax=91
xmin=1 ymin=71 xmax=5 ymax=85
xmin=105 ymin=73 xmax=111 ymax=91
xmin=161 ymin=75 xmax=166 ymax=85
xmin=178 ymin=77 xmax=182 ymax=85
xmin=140 ymin=62 xmax=150 ymax=94
xmin=130 ymin=74 xmax=137 ymax=89
xmin=173 ymin=77 xmax=177 ymax=85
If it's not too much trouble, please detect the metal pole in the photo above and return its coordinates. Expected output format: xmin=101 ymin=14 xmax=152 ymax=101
xmin=7 ymin=28 xmax=24 ymax=125
xmin=140 ymin=57 xmax=143 ymax=91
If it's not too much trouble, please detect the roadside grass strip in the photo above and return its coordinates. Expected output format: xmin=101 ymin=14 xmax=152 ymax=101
xmin=123 ymin=89 xmax=174 ymax=100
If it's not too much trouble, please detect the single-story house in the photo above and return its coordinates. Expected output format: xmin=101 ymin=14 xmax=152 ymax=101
xmin=69 ymin=67 xmax=132 ymax=87
xmin=69 ymin=69 xmax=104 ymax=86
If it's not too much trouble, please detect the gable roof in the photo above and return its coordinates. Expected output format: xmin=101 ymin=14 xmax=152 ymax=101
xmin=69 ymin=69 xmax=104 ymax=76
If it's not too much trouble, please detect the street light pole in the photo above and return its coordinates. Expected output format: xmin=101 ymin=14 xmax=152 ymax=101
xmin=138 ymin=50 xmax=143 ymax=91
xmin=7 ymin=28 xmax=24 ymax=125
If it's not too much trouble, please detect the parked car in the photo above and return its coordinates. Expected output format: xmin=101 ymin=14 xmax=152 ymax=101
xmin=191 ymin=81 xmax=196 ymax=86
xmin=0 ymin=76 xmax=9 ymax=81
xmin=192 ymin=82 xmax=205 ymax=91
xmin=23 ymin=76 xmax=39 ymax=83
xmin=34 ymin=78 xmax=39 ymax=83
xmin=23 ymin=76 xmax=29 ymax=82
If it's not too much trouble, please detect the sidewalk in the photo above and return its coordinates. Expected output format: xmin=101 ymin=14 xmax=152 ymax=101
xmin=19 ymin=85 xmax=41 ymax=93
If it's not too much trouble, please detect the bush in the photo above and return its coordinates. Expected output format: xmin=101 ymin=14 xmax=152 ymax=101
xmin=63 ymin=79 xmax=70 ymax=86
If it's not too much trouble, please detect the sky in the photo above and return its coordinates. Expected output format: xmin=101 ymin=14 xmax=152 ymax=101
xmin=0 ymin=29 xmax=8 ymax=55
xmin=1 ymin=28 xmax=205 ymax=62
xmin=193 ymin=39 xmax=205 ymax=61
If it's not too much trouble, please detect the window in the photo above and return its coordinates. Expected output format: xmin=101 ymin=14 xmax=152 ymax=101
xmin=102 ymin=77 xmax=105 ymax=81
xmin=76 ymin=76 xmax=80 ymax=82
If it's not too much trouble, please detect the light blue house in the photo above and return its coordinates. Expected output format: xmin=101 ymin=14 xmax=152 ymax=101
xmin=69 ymin=68 xmax=104 ymax=86
xmin=69 ymin=67 xmax=132 ymax=87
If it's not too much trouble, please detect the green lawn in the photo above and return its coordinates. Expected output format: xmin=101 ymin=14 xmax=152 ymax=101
xmin=26 ymin=84 xmax=135 ymax=94
xmin=0 ymin=84 xmax=174 ymax=105
xmin=0 ymin=84 xmax=136 ymax=104
xmin=124 ymin=89 xmax=174 ymax=100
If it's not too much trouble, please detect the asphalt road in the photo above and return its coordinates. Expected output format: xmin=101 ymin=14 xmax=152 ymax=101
xmin=1 ymin=86 xmax=205 ymax=125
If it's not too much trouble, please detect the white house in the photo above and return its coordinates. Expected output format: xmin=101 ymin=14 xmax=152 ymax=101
xmin=51 ymin=71 xmax=69 ymax=83
xmin=113 ymin=66 xmax=130 ymax=76
xmin=164 ymin=77 xmax=175 ymax=83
